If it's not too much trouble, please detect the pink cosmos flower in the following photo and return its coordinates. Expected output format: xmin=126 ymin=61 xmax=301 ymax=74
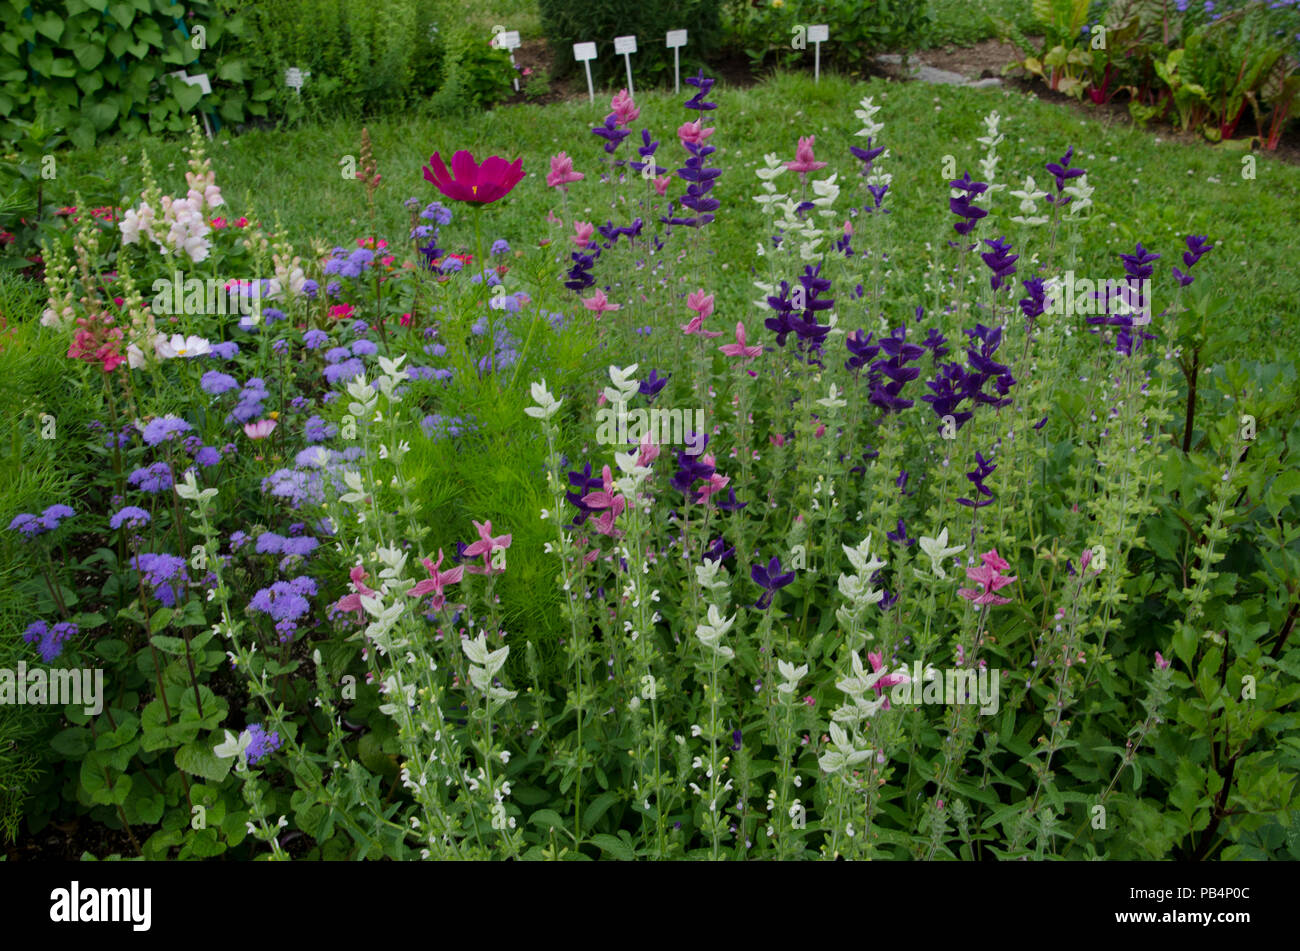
xmin=583 ymin=288 xmax=620 ymax=315
xmin=463 ymin=519 xmax=512 ymax=575
xmin=678 ymin=119 xmax=715 ymax=146
xmin=422 ymin=150 xmax=525 ymax=205
xmin=958 ymin=552 xmax=1017 ymax=605
xmin=330 ymin=304 xmax=355 ymax=321
xmin=572 ymin=220 xmax=595 ymax=249
xmin=547 ymin=151 xmax=584 ymax=190
xmin=333 ymin=565 xmax=378 ymax=617
xmin=868 ymin=652 xmax=910 ymax=710
xmin=243 ymin=418 xmax=277 ymax=440
xmin=408 ymin=550 xmax=464 ymax=613
xmin=785 ymin=135 xmax=827 ymax=176
xmin=719 ymin=322 xmax=762 ymax=362
xmin=653 ymin=176 xmax=671 ymax=196
xmin=610 ymin=88 xmax=640 ymax=127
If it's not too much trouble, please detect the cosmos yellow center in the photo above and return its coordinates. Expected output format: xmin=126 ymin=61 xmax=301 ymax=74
xmin=472 ymin=185 xmax=478 ymax=195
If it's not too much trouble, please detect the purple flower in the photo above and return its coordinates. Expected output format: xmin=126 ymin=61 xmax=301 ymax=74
xmin=245 ymin=723 xmax=282 ymax=765
xmin=703 ymin=536 xmax=735 ymax=564
xmin=980 ymin=236 xmax=1019 ymax=290
xmin=324 ymin=358 xmax=365 ymax=385
xmin=142 ymin=415 xmax=193 ymax=447
xmin=949 ymin=173 xmax=989 ymax=236
xmin=109 ymin=506 xmax=151 ymax=530
xmin=324 ymin=346 xmax=351 ymax=365
xmin=1045 ymin=145 xmax=1086 ymax=197
xmin=886 ymin=518 xmax=915 ymax=547
xmin=638 ymin=369 xmax=670 ymax=402
xmin=751 ymin=555 xmax=795 ymax=610
xmin=352 ymin=339 xmax=378 ymax=357
xmin=957 ymin=451 xmax=997 ymax=508
xmin=195 ymin=446 xmax=221 ymax=467
xmin=24 ymin=620 xmax=77 ymax=662
xmin=127 ymin=462 xmax=173 ymax=494
xmin=131 ymin=552 xmax=188 ymax=607
xmin=303 ymin=329 xmax=329 ymax=350
xmin=201 ymin=371 xmax=239 ymax=395
xmin=208 ymin=341 xmax=239 ymax=360
xmin=304 ymin=416 xmax=337 ymax=443
xmin=490 ymin=239 xmax=510 ymax=255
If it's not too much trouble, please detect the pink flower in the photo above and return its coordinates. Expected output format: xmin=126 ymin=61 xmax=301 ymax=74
xmin=333 ymin=565 xmax=378 ymax=617
xmin=681 ymin=314 xmax=723 ymax=338
xmin=234 ymin=216 xmax=249 ymax=228
xmin=785 ymin=135 xmax=827 ymax=176
xmin=686 ymin=289 xmax=714 ymax=319
xmin=719 ymin=322 xmax=762 ymax=362
xmin=636 ymin=433 xmax=660 ymax=468
xmin=610 ymin=88 xmax=640 ymax=127
xmin=958 ymin=553 xmax=1017 ymax=605
xmin=653 ymin=176 xmax=671 ymax=196
xmin=583 ymin=288 xmax=620 ymax=315
xmin=210 ymin=216 xmax=227 ymax=230
xmin=463 ymin=519 xmax=512 ymax=575
xmin=770 ymin=432 xmax=786 ymax=447
xmin=400 ymin=313 xmax=412 ymax=326
xmin=696 ymin=472 xmax=731 ymax=504
xmin=408 ymin=550 xmax=464 ymax=612
xmin=1155 ymin=651 xmax=1171 ymax=670
xmin=677 ymin=119 xmax=715 ymax=146
xmin=547 ymin=151 xmax=584 ymax=190
xmin=329 ymin=304 xmax=355 ymax=321
xmin=814 ymin=423 xmax=826 ymax=438
xmin=571 ymin=220 xmax=595 ymax=249
xmin=243 ymin=418 xmax=277 ymax=440
xmin=868 ymin=652 xmax=909 ymax=709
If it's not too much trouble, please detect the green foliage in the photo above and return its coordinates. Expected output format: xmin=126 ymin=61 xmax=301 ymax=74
xmin=0 ymin=0 xmax=262 ymax=149
xmin=427 ymin=25 xmax=517 ymax=115
xmin=538 ymin=0 xmax=722 ymax=88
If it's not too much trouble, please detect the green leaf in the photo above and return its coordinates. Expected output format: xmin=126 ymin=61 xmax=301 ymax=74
xmin=68 ymin=121 xmax=96 ymax=151
xmin=74 ymin=42 xmax=106 ymax=72
xmin=170 ymin=78 xmax=203 ymax=112
xmin=527 ymin=808 xmax=569 ymax=833
xmin=582 ymin=791 xmax=620 ymax=832
xmin=109 ymin=2 xmax=135 ymax=28
xmin=87 ymin=99 xmax=118 ymax=132
xmin=216 ymin=59 xmax=247 ymax=83
xmin=150 ymin=606 xmax=175 ymax=635
xmin=33 ymin=12 xmax=64 ymax=42
xmin=175 ymin=737 xmax=234 ymax=783
xmin=107 ymin=29 xmax=130 ymax=59
xmin=135 ymin=18 xmax=162 ymax=48
xmin=51 ymin=727 xmax=92 ymax=758
xmin=589 ymin=833 xmax=634 ymax=860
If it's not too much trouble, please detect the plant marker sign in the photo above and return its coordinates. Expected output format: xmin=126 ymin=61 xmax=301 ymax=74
xmin=613 ymin=35 xmax=637 ymax=96
xmin=666 ymin=30 xmax=687 ymax=94
xmin=284 ymin=67 xmax=310 ymax=95
xmin=492 ymin=27 xmax=523 ymax=91
xmin=573 ymin=42 xmax=598 ymax=103
xmin=169 ymin=71 xmax=214 ymax=138
xmin=808 ymin=24 xmax=829 ymax=82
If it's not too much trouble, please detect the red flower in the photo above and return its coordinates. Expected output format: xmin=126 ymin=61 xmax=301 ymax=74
xmin=423 ymin=150 xmax=524 ymax=204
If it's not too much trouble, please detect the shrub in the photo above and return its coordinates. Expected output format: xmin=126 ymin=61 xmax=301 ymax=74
xmin=538 ymin=0 xmax=723 ymax=88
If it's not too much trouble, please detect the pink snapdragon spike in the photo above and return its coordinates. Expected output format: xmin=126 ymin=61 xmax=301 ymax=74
xmin=785 ymin=135 xmax=827 ymax=176
xmin=719 ymin=322 xmax=762 ymax=362
xmin=677 ymin=119 xmax=715 ymax=146
xmin=408 ymin=550 xmax=464 ymax=612
xmin=243 ymin=418 xmax=277 ymax=440
xmin=571 ymin=220 xmax=595 ymax=249
xmin=697 ymin=471 xmax=731 ymax=505
xmin=547 ymin=151 xmax=584 ymax=190
xmin=653 ymin=176 xmax=671 ymax=196
xmin=583 ymin=288 xmax=621 ymax=315
xmin=636 ymin=433 xmax=661 ymax=468
xmin=1155 ymin=651 xmax=1171 ymax=670
xmin=686 ymin=289 xmax=714 ymax=319
xmin=334 ymin=565 xmax=378 ymax=617
xmin=610 ymin=88 xmax=641 ymax=126
xmin=463 ymin=519 xmax=511 ymax=575
xmin=868 ymin=652 xmax=910 ymax=710
xmin=958 ymin=550 xmax=1017 ymax=605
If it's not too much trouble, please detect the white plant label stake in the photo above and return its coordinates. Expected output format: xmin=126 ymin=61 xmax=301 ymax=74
xmin=808 ymin=24 xmax=828 ymax=83
xmin=492 ymin=27 xmax=522 ymax=91
xmin=613 ymin=35 xmax=637 ymax=96
xmin=169 ymin=70 xmax=213 ymax=138
xmin=284 ymin=67 xmax=310 ymax=95
xmin=573 ymin=42 xmax=598 ymax=103
xmin=666 ymin=30 xmax=687 ymax=94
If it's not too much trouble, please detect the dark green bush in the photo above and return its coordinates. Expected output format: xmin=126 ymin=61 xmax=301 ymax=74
xmin=538 ymin=0 xmax=723 ymax=90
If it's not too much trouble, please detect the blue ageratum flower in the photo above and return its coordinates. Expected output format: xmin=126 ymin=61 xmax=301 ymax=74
xmin=131 ymin=552 xmax=189 ymax=607
xmin=109 ymin=506 xmax=151 ymax=530
xmin=142 ymin=415 xmax=193 ymax=447
xmin=24 ymin=620 xmax=78 ymax=662
xmin=127 ymin=462 xmax=173 ymax=494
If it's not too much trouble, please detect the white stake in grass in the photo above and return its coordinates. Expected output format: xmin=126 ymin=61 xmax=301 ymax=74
xmin=168 ymin=71 xmax=213 ymax=138
xmin=492 ymin=26 xmax=522 ymax=92
xmin=808 ymin=24 xmax=828 ymax=83
xmin=573 ymin=41 xmax=598 ymax=103
xmin=666 ymin=30 xmax=687 ymax=94
xmin=613 ymin=35 xmax=637 ymax=96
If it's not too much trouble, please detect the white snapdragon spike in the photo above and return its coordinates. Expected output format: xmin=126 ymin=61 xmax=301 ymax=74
xmin=918 ymin=527 xmax=965 ymax=580
xmin=376 ymin=544 xmax=407 ymax=574
xmin=811 ymin=173 xmax=840 ymax=219
xmin=1009 ymin=175 xmax=1050 ymax=226
xmin=837 ymin=650 xmax=890 ymax=699
xmin=346 ymin=375 xmax=379 ymax=417
xmin=603 ymin=363 xmax=640 ymax=405
xmin=694 ymin=559 xmax=730 ymax=594
xmin=119 ymin=202 xmax=156 ymax=245
xmin=525 ymin=378 xmax=563 ymax=419
xmin=1065 ymin=174 xmax=1094 ymax=217
xmin=378 ymin=678 xmax=417 ymax=717
xmin=976 ymin=110 xmax=1007 ymax=197
xmin=843 ymin=534 xmax=886 ymax=577
xmin=777 ymin=659 xmax=809 ymax=694
xmin=755 ymin=152 xmax=787 ymax=181
xmin=174 ymin=470 xmax=216 ymax=503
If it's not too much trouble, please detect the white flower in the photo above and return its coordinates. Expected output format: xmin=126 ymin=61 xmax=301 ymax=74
xmin=854 ymin=96 xmax=884 ymax=140
xmin=462 ymin=632 xmax=509 ymax=676
xmin=918 ymin=527 xmax=965 ymax=580
xmin=525 ymin=378 xmax=563 ymax=419
xmin=777 ymin=659 xmax=809 ymax=694
xmin=155 ymin=333 xmax=211 ymax=359
xmin=817 ymin=383 xmax=847 ymax=410
xmin=214 ymin=728 xmax=252 ymax=767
